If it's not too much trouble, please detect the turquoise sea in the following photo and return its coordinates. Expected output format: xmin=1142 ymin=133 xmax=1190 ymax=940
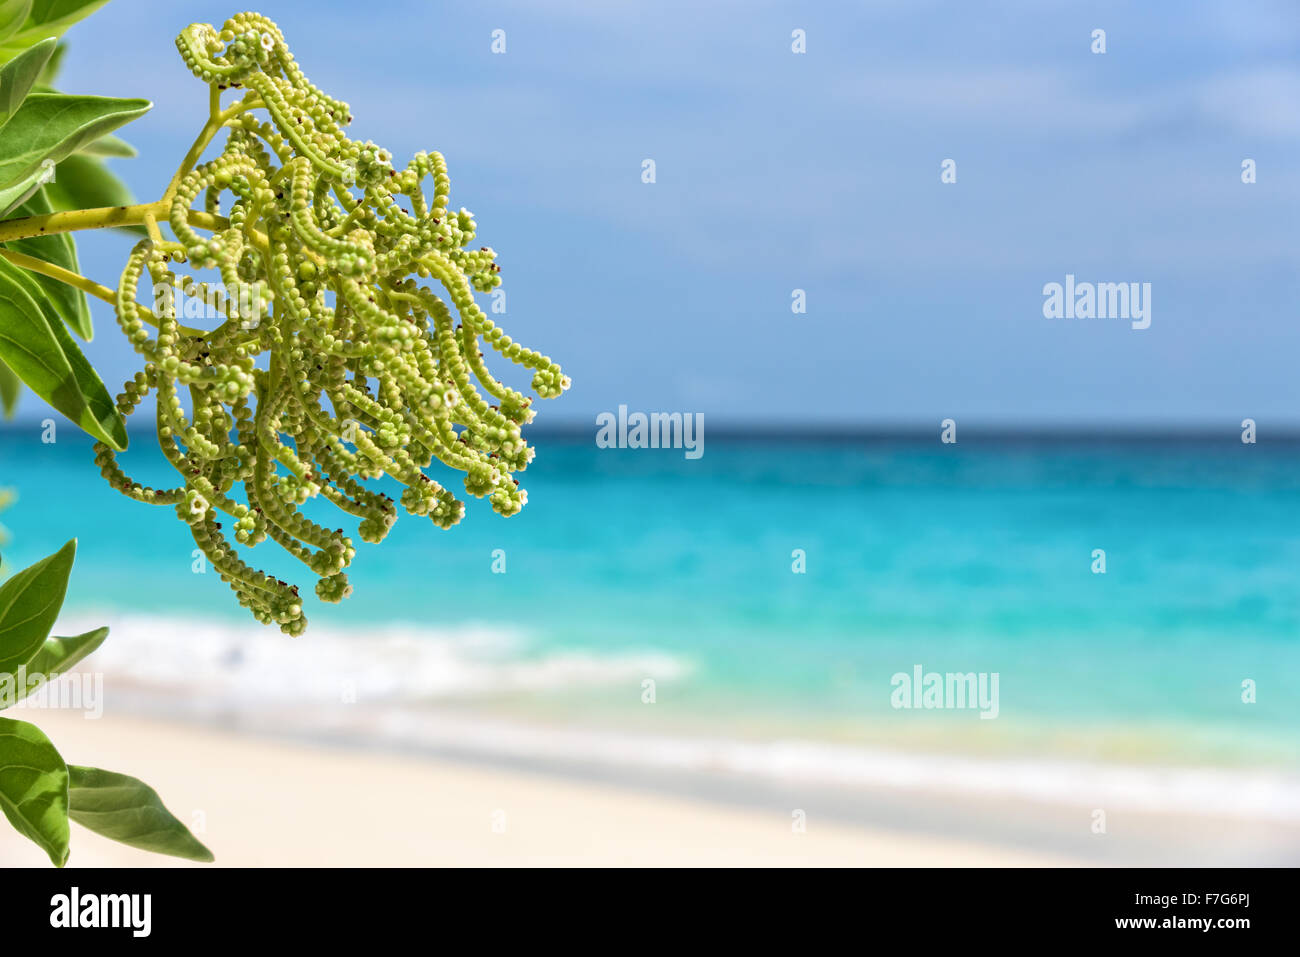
xmin=3 ymin=425 xmax=1299 ymax=808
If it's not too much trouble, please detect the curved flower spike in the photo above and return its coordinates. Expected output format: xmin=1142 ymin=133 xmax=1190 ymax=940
xmin=95 ymin=12 xmax=569 ymax=634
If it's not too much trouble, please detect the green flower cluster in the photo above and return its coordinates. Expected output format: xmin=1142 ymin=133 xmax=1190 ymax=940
xmin=95 ymin=13 xmax=568 ymax=634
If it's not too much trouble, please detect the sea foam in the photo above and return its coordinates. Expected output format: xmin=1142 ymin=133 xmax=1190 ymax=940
xmin=57 ymin=611 xmax=690 ymax=704
xmin=51 ymin=611 xmax=1300 ymax=826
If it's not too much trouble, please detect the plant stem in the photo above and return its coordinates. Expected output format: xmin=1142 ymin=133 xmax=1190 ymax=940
xmin=0 ymin=90 xmax=274 ymax=350
xmin=0 ymin=201 xmax=167 ymax=243
xmin=159 ymin=89 xmax=260 ymax=208
xmin=0 ymin=247 xmax=207 ymax=336
xmin=0 ymin=247 xmax=119 ymax=305
xmin=0 ymin=89 xmax=265 ymax=245
xmin=0 ymin=205 xmax=268 ymax=253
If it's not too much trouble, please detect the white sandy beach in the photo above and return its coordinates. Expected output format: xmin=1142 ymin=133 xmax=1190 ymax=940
xmin=0 ymin=710 xmax=1083 ymax=867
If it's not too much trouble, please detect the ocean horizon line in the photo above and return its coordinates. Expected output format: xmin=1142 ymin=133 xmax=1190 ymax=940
xmin=2 ymin=421 xmax=1295 ymax=445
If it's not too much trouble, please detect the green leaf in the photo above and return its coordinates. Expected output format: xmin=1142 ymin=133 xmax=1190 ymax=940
xmin=46 ymin=152 xmax=146 ymax=238
xmin=25 ymin=0 xmax=106 ymax=33
xmin=80 ymin=132 xmax=133 ymax=158
xmin=4 ymin=184 xmax=90 ymax=338
xmin=0 ymin=626 xmax=105 ymax=709
xmin=0 ymin=355 xmax=17 ymax=415
xmin=2 ymin=1 xmax=107 ymax=53
xmin=0 ymin=92 xmax=150 ymax=214
xmin=0 ymin=537 xmax=74 ymax=674
xmin=22 ymin=624 xmax=105 ymax=679
xmin=0 ymin=715 xmax=69 ymax=866
xmin=0 ymin=259 xmax=127 ymax=448
xmin=0 ymin=1 xmax=32 ymax=45
xmin=43 ymin=151 xmax=143 ymax=238
xmin=33 ymin=35 xmax=59 ymax=84
xmin=0 ymin=157 xmax=39 ymax=211
xmin=0 ymin=34 xmax=53 ymax=130
xmin=68 ymin=765 xmax=213 ymax=862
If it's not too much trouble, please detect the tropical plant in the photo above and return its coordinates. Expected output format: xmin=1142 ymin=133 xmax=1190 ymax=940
xmin=0 ymin=3 xmax=567 ymax=864
xmin=0 ymin=0 xmax=207 ymax=868
xmin=1 ymin=9 xmax=568 ymax=635
xmin=0 ymin=533 xmax=213 ymax=865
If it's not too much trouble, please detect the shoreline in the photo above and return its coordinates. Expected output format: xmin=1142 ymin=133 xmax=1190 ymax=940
xmin=4 ymin=709 xmax=1298 ymax=867
xmin=1 ymin=710 xmax=1082 ymax=868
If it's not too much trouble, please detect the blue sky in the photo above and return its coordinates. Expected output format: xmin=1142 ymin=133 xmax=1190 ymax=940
xmin=16 ymin=0 xmax=1300 ymax=428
